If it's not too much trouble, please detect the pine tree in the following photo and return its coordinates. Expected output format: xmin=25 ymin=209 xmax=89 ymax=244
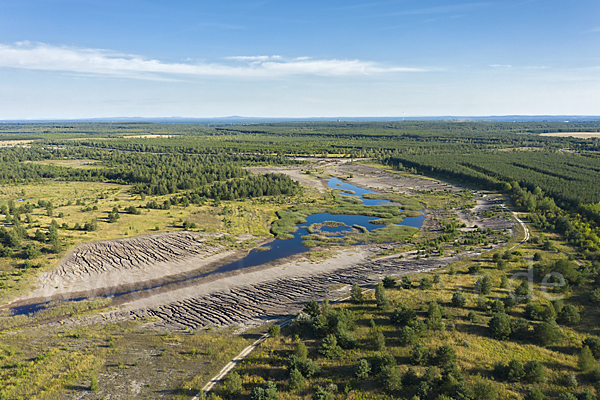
xmin=375 ymin=282 xmax=390 ymax=310
xmin=350 ymin=283 xmax=363 ymax=304
xmin=578 ymin=346 xmax=595 ymax=372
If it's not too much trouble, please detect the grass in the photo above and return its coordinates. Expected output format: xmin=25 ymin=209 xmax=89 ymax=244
xmin=215 ymin=233 xmax=595 ymax=400
xmin=0 ymin=319 xmax=251 ymax=399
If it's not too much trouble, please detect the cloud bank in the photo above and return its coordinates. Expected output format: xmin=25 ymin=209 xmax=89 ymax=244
xmin=0 ymin=42 xmax=424 ymax=80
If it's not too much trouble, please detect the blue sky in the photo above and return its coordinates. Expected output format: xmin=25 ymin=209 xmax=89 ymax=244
xmin=0 ymin=0 xmax=598 ymax=119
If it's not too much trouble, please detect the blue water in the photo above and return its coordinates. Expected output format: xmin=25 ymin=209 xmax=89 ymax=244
xmin=10 ymin=178 xmax=425 ymax=316
xmin=326 ymin=178 xmax=394 ymax=206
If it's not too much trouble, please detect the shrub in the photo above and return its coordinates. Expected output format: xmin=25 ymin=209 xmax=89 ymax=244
xmin=451 ymin=291 xmax=466 ymax=308
xmin=467 ymin=311 xmax=479 ymax=323
xmin=379 ymin=365 xmax=402 ymax=393
xmin=402 ymin=367 xmax=419 ymax=386
xmin=294 ymin=342 xmax=308 ymax=361
xmin=534 ymin=320 xmax=563 ymax=346
xmin=375 ymin=283 xmax=390 ymax=310
xmin=312 ymin=386 xmax=334 ymax=400
xmin=399 ymin=326 xmax=416 ymax=346
xmin=304 ymin=300 xmax=320 ymax=318
xmin=401 ymin=276 xmax=412 ymax=289
xmin=590 ymin=288 xmax=600 ymax=305
xmin=355 ymin=359 xmax=371 ymax=379
xmin=476 ymin=274 xmax=493 ymax=295
xmin=558 ymin=305 xmax=580 ymax=326
xmin=289 ymin=369 xmax=305 ymax=391
xmin=427 ymin=302 xmax=444 ymax=331
xmin=372 ymin=352 xmax=396 ymax=374
xmin=525 ymin=302 xmax=544 ymax=321
xmin=90 ymin=376 xmax=98 ymax=391
xmin=420 ymin=277 xmax=433 ymax=290
xmin=583 ymin=336 xmax=600 ymax=358
xmin=488 ymin=312 xmax=511 ymax=340
xmin=268 ymin=324 xmax=280 ymax=337
xmin=469 ymin=264 xmax=482 ymax=274
xmin=472 ymin=378 xmax=499 ymax=400
xmin=320 ymin=334 xmax=343 ymax=359
xmin=392 ymin=303 xmax=417 ymax=326
xmin=410 ymin=343 xmax=429 ymax=366
xmin=350 ymin=283 xmax=363 ymax=304
xmin=489 ymin=299 xmax=505 ymax=314
xmin=435 ymin=345 xmax=456 ymax=368
xmin=578 ymin=346 xmax=595 ymax=372
xmin=251 ymin=381 xmax=278 ymax=400
xmin=383 ymin=276 xmax=396 ymax=288
xmin=511 ymin=318 xmax=531 ymax=341
xmin=372 ymin=330 xmax=386 ymax=351
xmin=557 ymin=393 xmax=577 ymax=400
xmin=506 ymin=359 xmax=525 ymax=382
xmin=523 ymin=360 xmax=546 ymax=383
xmin=525 ymin=388 xmax=546 ymax=400
xmin=223 ymin=371 xmax=243 ymax=398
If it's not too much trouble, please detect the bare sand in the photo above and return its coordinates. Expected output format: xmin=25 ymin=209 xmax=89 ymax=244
xmin=540 ymin=132 xmax=600 ymax=138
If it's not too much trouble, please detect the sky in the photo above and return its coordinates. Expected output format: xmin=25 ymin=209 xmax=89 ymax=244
xmin=0 ymin=0 xmax=599 ymax=119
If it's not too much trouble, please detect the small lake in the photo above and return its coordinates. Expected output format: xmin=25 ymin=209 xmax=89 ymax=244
xmin=10 ymin=178 xmax=425 ymax=316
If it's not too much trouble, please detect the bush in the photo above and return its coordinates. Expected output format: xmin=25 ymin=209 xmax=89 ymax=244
xmin=320 ymin=334 xmax=342 ymax=359
xmin=304 ymin=300 xmax=320 ymax=318
xmin=451 ymin=291 xmax=466 ymax=308
xmin=372 ymin=330 xmax=386 ymax=351
xmin=534 ymin=320 xmax=563 ymax=346
xmin=372 ymin=352 xmax=396 ymax=374
xmin=402 ymin=276 xmax=412 ymax=289
xmin=488 ymin=312 xmax=511 ymax=340
xmin=489 ymin=299 xmax=505 ymax=314
xmin=506 ymin=359 xmax=525 ymax=382
xmin=350 ymin=283 xmax=363 ymax=304
xmin=355 ymin=359 xmax=371 ymax=379
xmin=392 ymin=303 xmax=417 ymax=326
xmin=511 ymin=318 xmax=531 ymax=341
xmin=383 ymin=276 xmax=396 ymax=288
xmin=90 ymin=376 xmax=98 ymax=391
xmin=375 ymin=282 xmax=390 ymax=310
xmin=558 ymin=305 xmax=581 ymax=326
xmin=523 ymin=360 xmax=546 ymax=383
xmin=578 ymin=346 xmax=595 ymax=372
xmin=402 ymin=367 xmax=419 ymax=386
xmin=223 ymin=371 xmax=243 ymax=398
xmin=469 ymin=264 xmax=482 ymax=274
xmin=268 ymin=324 xmax=280 ymax=337
xmin=435 ymin=345 xmax=456 ymax=367
xmin=399 ymin=326 xmax=416 ymax=346
xmin=410 ymin=343 xmax=429 ymax=366
xmin=379 ymin=365 xmax=402 ymax=393
xmin=294 ymin=342 xmax=308 ymax=361
xmin=467 ymin=310 xmax=479 ymax=323
xmin=472 ymin=378 xmax=499 ymax=400
xmin=312 ymin=386 xmax=334 ymax=400
xmin=476 ymin=274 xmax=493 ymax=295
xmin=525 ymin=302 xmax=544 ymax=321
xmin=427 ymin=301 xmax=444 ymax=331
xmin=251 ymin=381 xmax=279 ymax=400
xmin=584 ymin=336 xmax=600 ymax=358
xmin=289 ymin=369 xmax=305 ymax=391
xmin=590 ymin=288 xmax=600 ymax=304
xmin=525 ymin=388 xmax=546 ymax=400
xmin=420 ymin=277 xmax=433 ymax=290
xmin=557 ymin=394 xmax=577 ymax=400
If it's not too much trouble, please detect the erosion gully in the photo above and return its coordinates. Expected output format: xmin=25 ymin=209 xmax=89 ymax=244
xmin=10 ymin=178 xmax=425 ymax=316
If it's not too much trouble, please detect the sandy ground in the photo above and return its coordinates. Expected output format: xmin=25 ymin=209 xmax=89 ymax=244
xmin=12 ymin=159 xmax=517 ymax=331
xmin=540 ymin=132 xmax=600 ymax=138
xmin=247 ymin=166 xmax=329 ymax=191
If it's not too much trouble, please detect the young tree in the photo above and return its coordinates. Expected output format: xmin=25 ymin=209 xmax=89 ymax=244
xmin=410 ymin=343 xmax=429 ymax=366
xmin=320 ymin=334 xmax=343 ymax=359
xmin=350 ymin=283 xmax=363 ymax=304
xmin=354 ymin=359 xmax=371 ymax=380
xmin=476 ymin=274 xmax=493 ymax=295
xmin=534 ymin=320 xmax=563 ymax=346
xmin=558 ymin=305 xmax=580 ymax=326
xmin=372 ymin=330 xmax=386 ymax=351
xmin=488 ymin=312 xmax=512 ymax=340
xmin=578 ymin=346 xmax=595 ymax=372
xmin=451 ymin=291 xmax=466 ymax=308
xmin=382 ymin=276 xmax=396 ymax=288
xmin=294 ymin=342 xmax=308 ymax=361
xmin=427 ymin=301 xmax=444 ymax=331
xmin=223 ymin=371 xmax=243 ymax=398
xmin=379 ymin=365 xmax=402 ymax=393
xmin=289 ymin=369 xmax=305 ymax=391
xmin=435 ymin=345 xmax=456 ymax=368
xmin=523 ymin=360 xmax=546 ymax=383
xmin=268 ymin=324 xmax=280 ymax=337
xmin=375 ymin=282 xmax=390 ymax=310
xmin=303 ymin=299 xmax=320 ymax=318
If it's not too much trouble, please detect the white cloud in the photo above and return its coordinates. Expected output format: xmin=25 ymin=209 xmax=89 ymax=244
xmin=0 ymin=42 xmax=425 ymax=80
xmin=490 ymin=64 xmax=512 ymax=68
